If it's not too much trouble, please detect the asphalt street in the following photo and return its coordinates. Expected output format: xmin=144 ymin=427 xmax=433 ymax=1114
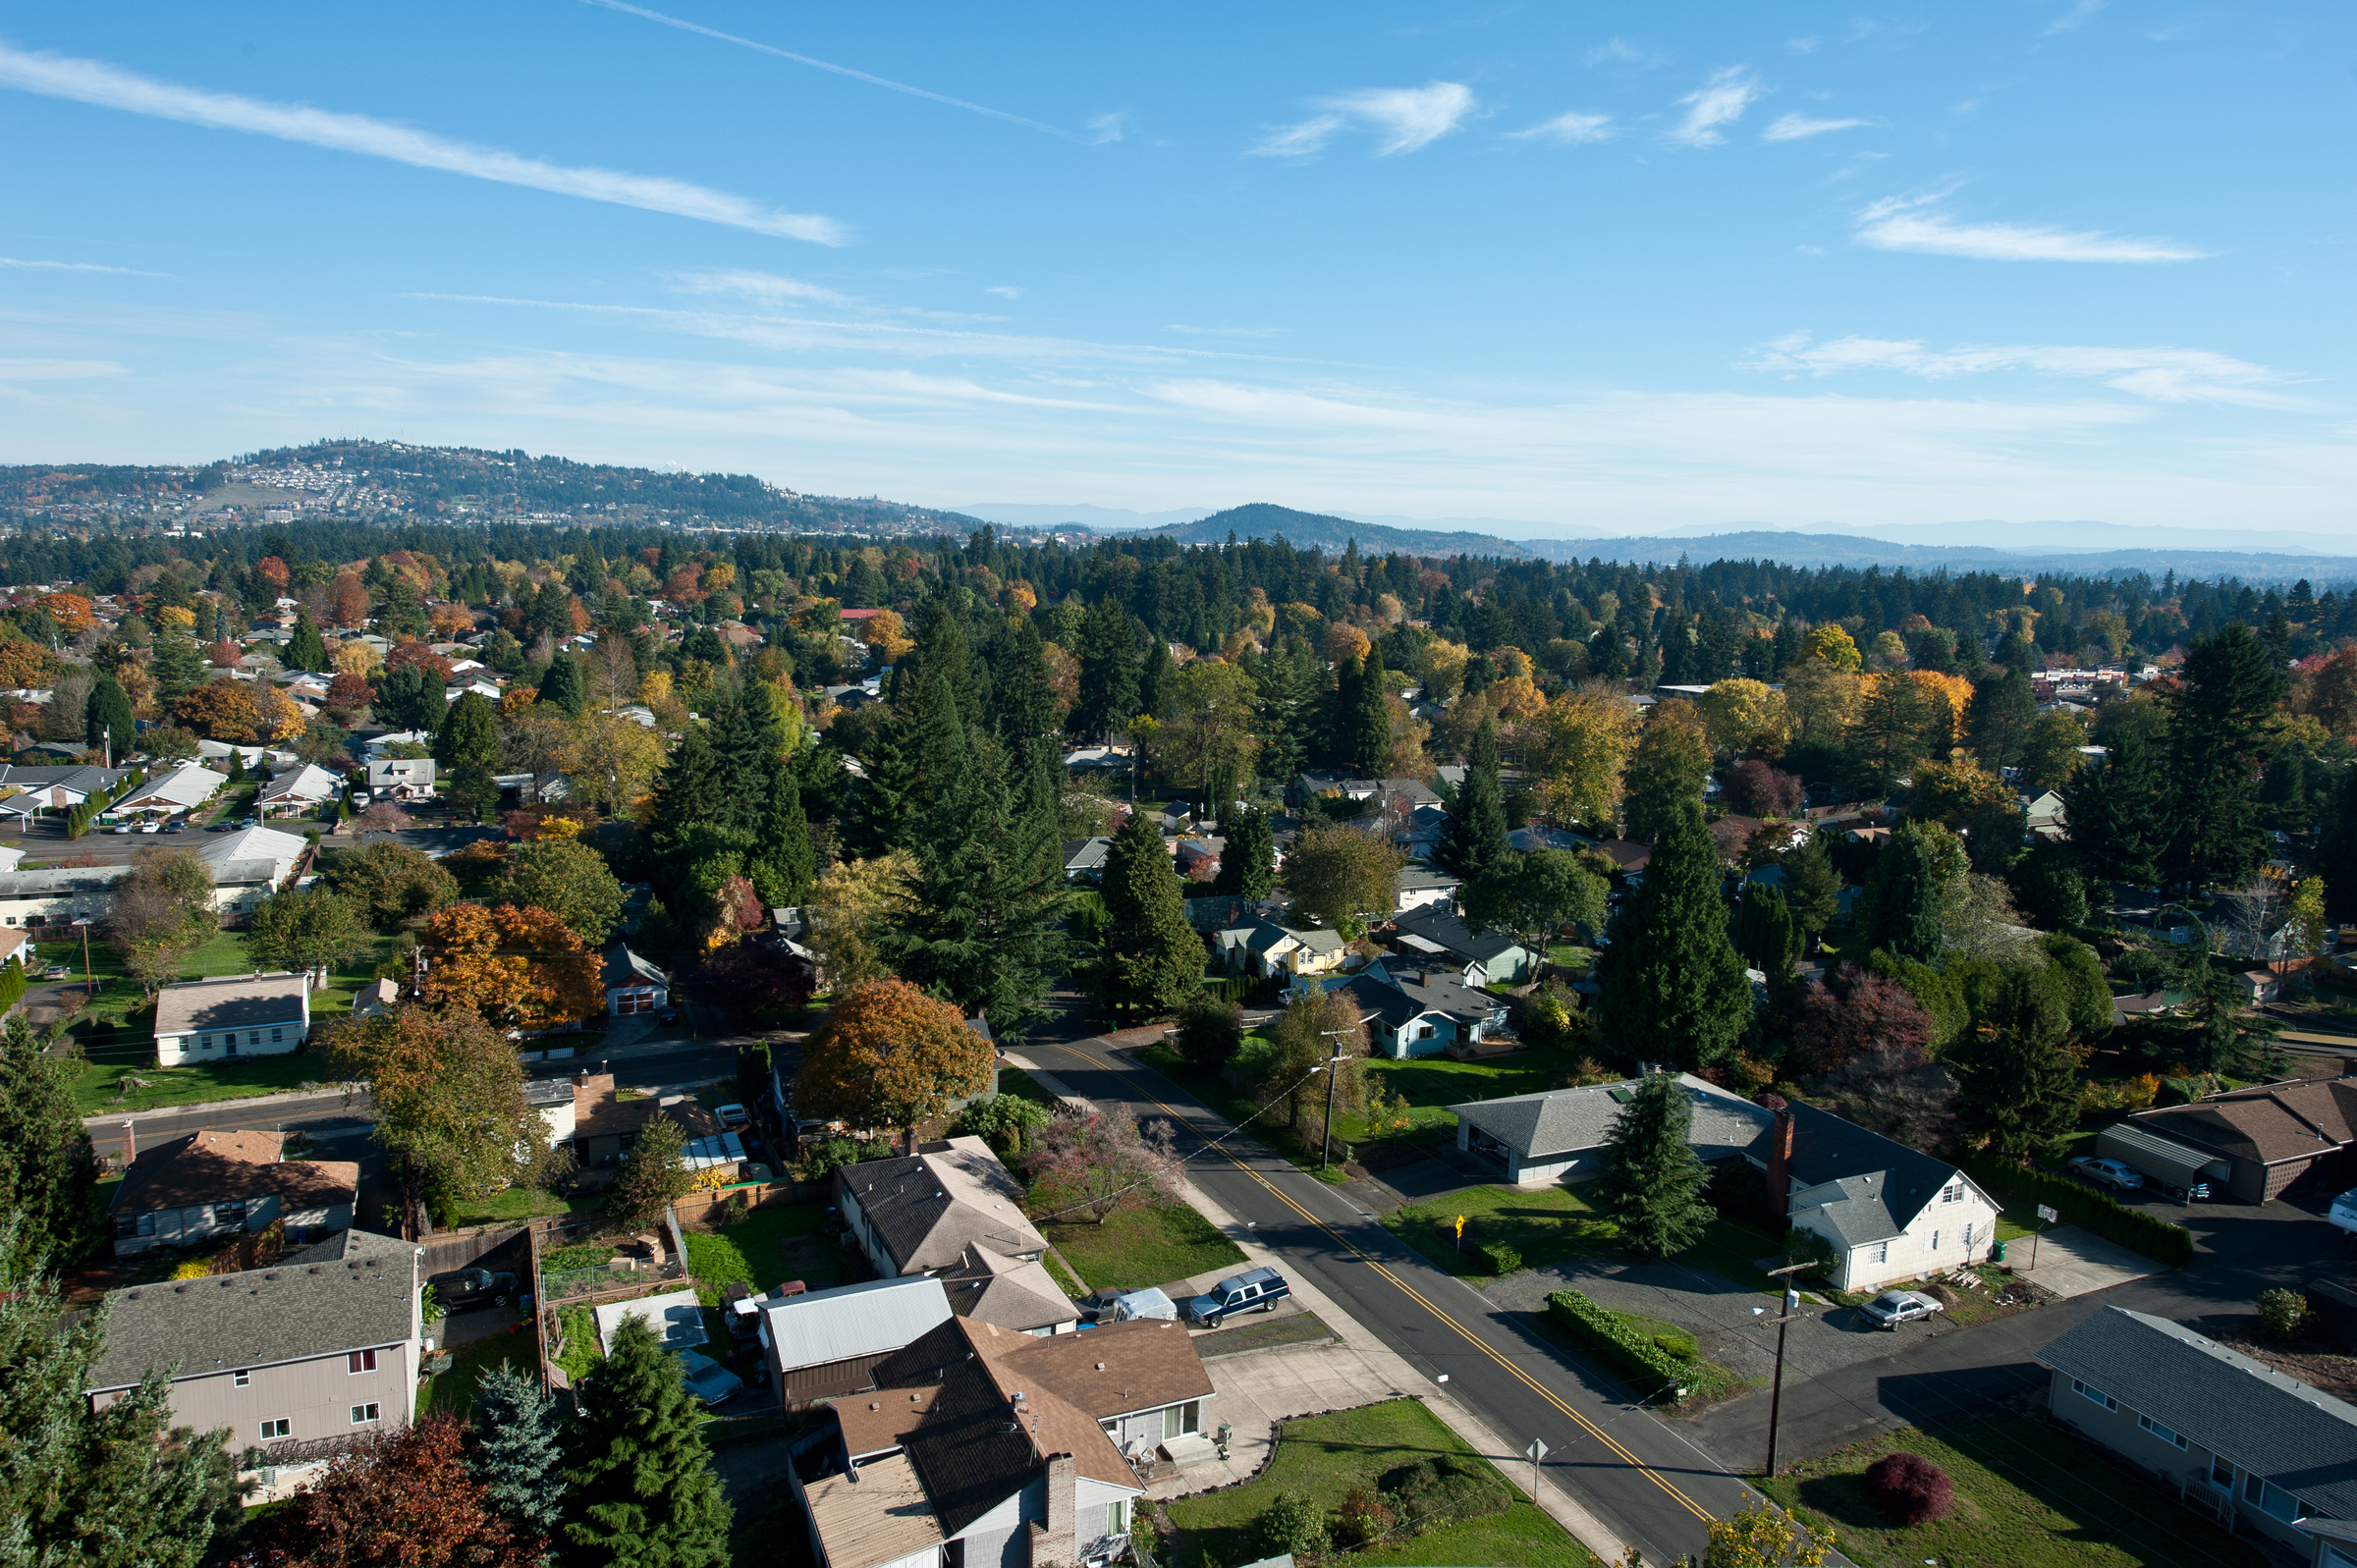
xmin=1017 ymin=1020 xmax=1759 ymax=1566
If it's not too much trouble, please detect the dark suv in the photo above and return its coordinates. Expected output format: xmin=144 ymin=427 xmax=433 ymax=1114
xmin=428 ymin=1267 xmax=518 ymax=1314
xmin=1183 ymin=1267 xmax=1289 ymax=1327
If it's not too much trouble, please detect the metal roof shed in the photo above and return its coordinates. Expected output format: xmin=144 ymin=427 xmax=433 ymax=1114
xmin=2097 ymin=1122 xmax=2231 ymax=1187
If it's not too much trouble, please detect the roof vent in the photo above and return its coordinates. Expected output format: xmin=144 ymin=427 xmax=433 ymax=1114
xmin=1095 ymin=1362 xmax=1106 ymax=1372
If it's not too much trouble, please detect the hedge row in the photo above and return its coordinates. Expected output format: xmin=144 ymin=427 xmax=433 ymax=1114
xmin=1545 ymin=1290 xmax=1689 ymax=1396
xmin=1958 ymin=1152 xmax=2194 ymax=1268
xmin=0 ymin=957 xmax=24 ymax=1010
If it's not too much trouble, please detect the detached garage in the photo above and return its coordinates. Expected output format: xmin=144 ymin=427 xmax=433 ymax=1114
xmin=2096 ymin=1121 xmax=2231 ymax=1194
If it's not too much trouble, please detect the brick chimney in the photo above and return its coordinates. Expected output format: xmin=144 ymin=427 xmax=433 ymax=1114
xmin=121 ymin=1118 xmax=136 ymax=1167
xmin=1031 ymin=1454 xmax=1077 ymax=1567
xmin=1765 ymin=1106 xmax=1795 ymax=1220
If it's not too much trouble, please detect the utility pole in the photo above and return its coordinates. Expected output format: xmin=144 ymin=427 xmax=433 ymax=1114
xmin=1760 ymin=1262 xmax=1814 ymax=1479
xmin=1315 ymin=1028 xmax=1354 ymax=1172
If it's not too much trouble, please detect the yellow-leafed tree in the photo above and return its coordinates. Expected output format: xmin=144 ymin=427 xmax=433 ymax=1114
xmin=418 ymin=902 xmax=602 ymax=1032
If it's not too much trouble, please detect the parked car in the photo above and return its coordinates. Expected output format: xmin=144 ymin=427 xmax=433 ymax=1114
xmin=206 ymin=820 xmax=237 ymax=832
xmin=2069 ymin=1157 xmax=2145 ymax=1192
xmin=1859 ymin=1289 xmax=1946 ymax=1329
xmin=110 ymin=822 xmax=134 ymax=835
xmin=2164 ymin=1181 xmax=2213 ymax=1203
xmin=40 ymin=965 xmax=68 ymax=980
xmin=655 ymin=1007 xmax=681 ymax=1025
xmin=714 ymin=1103 xmax=750 ymax=1130
xmin=426 ymin=1267 xmax=518 ymax=1314
xmin=137 ymin=821 xmax=161 ymax=833
xmin=1183 ymin=1267 xmax=1290 ymax=1327
xmin=162 ymin=821 xmax=188 ymax=834
xmin=674 ymin=1350 xmax=744 ymax=1406
xmin=352 ymin=788 xmax=372 ymax=808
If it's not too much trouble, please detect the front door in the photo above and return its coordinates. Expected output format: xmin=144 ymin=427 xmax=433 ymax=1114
xmin=226 ymin=1033 xmax=239 ymax=1055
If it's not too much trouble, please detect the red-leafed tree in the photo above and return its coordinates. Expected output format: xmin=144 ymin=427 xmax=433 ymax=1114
xmin=1864 ymin=1451 xmax=1955 ymax=1525
xmin=325 ymin=671 xmax=374 ymax=712
xmin=792 ymin=978 xmax=995 ymax=1154
xmin=691 ymin=942 xmax=815 ymax=1018
xmin=1724 ymin=758 xmax=1805 ymax=818
xmin=1788 ymin=971 xmax=1934 ymax=1077
xmin=385 ymin=639 xmax=456 ymax=684
xmin=208 ymin=639 xmax=244 ymax=669
xmin=1021 ymin=1108 xmax=1183 ymax=1224
xmin=246 ymin=1413 xmax=543 ymax=1568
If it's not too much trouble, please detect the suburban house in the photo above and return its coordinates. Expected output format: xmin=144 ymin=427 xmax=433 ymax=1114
xmin=1062 ymin=837 xmax=1113 ymax=884
xmin=0 ymin=864 xmax=125 ymax=927
xmin=2106 ymin=1079 xmax=2357 ymax=1202
xmin=600 ymin=939 xmax=669 ymax=1015
xmin=1320 ymin=958 xmax=1511 ymax=1059
xmin=1390 ymin=905 xmax=1541 ymax=987
xmin=358 ymin=730 xmax=431 ymax=760
xmin=758 ymin=1274 xmax=956 ymax=1406
xmin=524 ymin=1076 xmax=576 ymax=1144
xmin=1235 ymin=918 xmax=1349 ymax=980
xmin=2037 ymin=1307 xmax=2357 ymax=1562
xmin=109 ymin=1128 xmax=358 ymax=1258
xmin=84 ymin=1227 xmax=421 ymax=1472
xmin=1452 ymin=1073 xmax=1772 ymax=1186
xmin=836 ymin=1137 xmax=1077 ymax=1337
xmin=196 ymin=825 xmax=312 ymax=912
xmin=364 ymin=757 xmax=437 ymax=800
xmin=256 ymin=763 xmax=342 ymax=817
xmin=1394 ymin=862 xmax=1462 ymax=914
xmin=1765 ymin=1101 xmax=2001 ymax=1292
xmin=107 ymin=762 xmax=224 ymax=822
xmin=350 ymin=976 xmax=400 ymax=1020
xmin=565 ymin=1074 xmax=724 ymax=1167
xmin=0 ymin=763 xmax=131 ymax=820
xmin=2020 ymin=789 xmax=2068 ymax=837
xmin=1392 ymin=803 xmax=1450 ymax=859
xmin=153 ymin=972 xmax=311 ymax=1064
xmin=791 ymin=1314 xmax=1210 ymax=1568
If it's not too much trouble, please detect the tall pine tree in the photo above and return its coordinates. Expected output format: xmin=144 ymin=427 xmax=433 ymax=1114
xmin=895 ymin=599 xmax=981 ymax=723
xmin=1595 ymin=1073 xmax=1717 ymax=1257
xmin=1965 ymin=668 xmax=2039 ymax=775
xmin=1249 ymin=639 xmax=1314 ymax=787
xmin=1102 ymin=811 xmax=1203 ymax=1016
xmin=1212 ymin=804 xmax=1276 ymax=902
xmin=750 ymin=768 xmax=819 ymax=909
xmin=1071 ymin=600 xmax=1140 ymax=740
xmin=561 ymin=1317 xmax=732 ymax=1568
xmin=286 ymin=607 xmax=330 ymax=672
xmin=2165 ymin=622 xmax=2279 ymax=892
xmin=1595 ymin=802 xmax=1750 ymax=1069
xmin=1324 ymin=655 xmax=1390 ymax=777
xmin=0 ymin=1017 xmax=100 ymax=1269
xmin=1620 ymin=704 xmax=1711 ymax=843
xmin=1950 ymin=968 xmax=2083 ymax=1161
xmin=2063 ymin=727 xmax=2166 ymax=889
xmin=1440 ymin=714 xmax=1509 ymax=883
xmin=1863 ymin=822 xmax=1947 ymax=964
xmin=469 ymin=1363 xmax=566 ymax=1535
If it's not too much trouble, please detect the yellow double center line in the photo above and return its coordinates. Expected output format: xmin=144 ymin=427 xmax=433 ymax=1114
xmin=1041 ymin=1045 xmax=1720 ymax=1525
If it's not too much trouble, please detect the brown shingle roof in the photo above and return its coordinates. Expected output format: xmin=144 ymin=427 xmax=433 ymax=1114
xmin=115 ymin=1129 xmax=358 ymax=1215
xmin=571 ymin=1073 xmax=658 ymax=1143
xmin=834 ymin=1385 xmax=942 ymax=1459
xmin=2133 ymin=1080 xmax=2357 ymax=1166
xmin=977 ymin=1316 xmax=1213 ymax=1421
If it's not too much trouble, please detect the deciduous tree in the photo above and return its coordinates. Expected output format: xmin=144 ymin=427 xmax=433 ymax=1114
xmin=1149 ymin=657 xmax=1261 ymax=808
xmin=101 ymin=847 xmax=219 ymax=994
xmin=499 ymin=836 xmax=627 ymax=945
xmin=1532 ymin=680 xmax=1638 ymax=829
xmin=417 ymin=902 xmax=603 ymax=1030
xmin=803 ymin=852 xmax=911 ymax=993
xmin=244 ymin=887 xmax=373 ymax=987
xmin=325 ymin=839 xmax=460 ymax=929
xmin=1464 ymin=848 xmax=1608 ymax=956
xmin=1021 ymin=1109 xmax=1183 ymax=1224
xmin=792 ymin=977 xmax=997 ymax=1153
xmin=247 ymin=1414 xmax=540 ymax=1568
xmin=1284 ymin=822 xmax=1406 ymax=939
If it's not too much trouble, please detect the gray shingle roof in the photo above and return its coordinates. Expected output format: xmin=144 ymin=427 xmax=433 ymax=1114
xmin=1452 ymin=1073 xmax=1772 ymax=1162
xmin=2036 ymin=1307 xmax=2357 ymax=1518
xmin=153 ymin=973 xmax=307 ymax=1038
xmin=1757 ymin=1102 xmax=1980 ymax=1245
xmin=87 ymin=1227 xmax=415 ymax=1392
xmin=1393 ymin=905 xmax=1526 ymax=965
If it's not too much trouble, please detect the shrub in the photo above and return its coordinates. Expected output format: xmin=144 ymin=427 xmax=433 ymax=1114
xmin=1651 ymin=1329 xmax=1698 ymax=1362
xmin=1383 ymin=1455 xmax=1512 ymax=1528
xmin=798 ymin=1134 xmax=862 ymax=1179
xmin=1258 ymin=1488 xmax=1330 ymax=1559
xmin=1332 ymin=1485 xmax=1398 ymax=1548
xmin=2258 ymin=1288 xmax=2312 ymax=1339
xmin=1547 ymin=1290 xmax=1691 ymax=1395
xmin=1957 ymin=1152 xmax=2194 ymax=1268
xmin=1863 ymin=1450 xmax=1955 ymax=1525
xmin=1480 ymin=1240 xmax=1523 ymax=1274
xmin=1175 ymin=994 xmax=1244 ymax=1074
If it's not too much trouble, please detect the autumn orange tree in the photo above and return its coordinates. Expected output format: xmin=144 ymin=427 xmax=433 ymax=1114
xmin=170 ymin=678 xmax=256 ymax=741
xmin=418 ymin=902 xmax=602 ymax=1031
xmin=793 ymin=978 xmax=995 ymax=1155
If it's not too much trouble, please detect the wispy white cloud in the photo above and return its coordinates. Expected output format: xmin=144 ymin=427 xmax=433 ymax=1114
xmin=578 ymin=0 xmax=1078 ymax=140
xmin=1584 ymin=38 xmax=1664 ymax=68
xmin=0 ymin=256 xmax=172 ymax=278
xmin=664 ymin=269 xmax=852 ymax=306
xmin=1508 ymin=110 xmax=1615 ymax=144
xmin=1787 ymin=36 xmax=1821 ymax=54
xmin=1762 ymin=112 xmax=1871 ymax=141
xmin=1742 ymin=330 xmax=2298 ymax=406
xmin=1253 ymin=81 xmax=1475 ymax=160
xmin=1087 ymin=112 xmax=1127 ymax=143
xmin=0 ymin=38 xmax=848 ymax=243
xmin=985 ymin=286 xmax=1023 ymax=299
xmin=1165 ymin=324 xmax=1288 ymax=339
xmin=1668 ymin=68 xmax=1761 ymax=147
xmin=2044 ymin=0 xmax=2106 ymax=35
xmin=0 ymin=356 xmax=127 ymax=380
xmin=1855 ymin=192 xmax=2209 ymax=262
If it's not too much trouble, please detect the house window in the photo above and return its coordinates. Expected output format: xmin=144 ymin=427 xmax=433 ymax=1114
xmin=2138 ymin=1415 xmax=2186 ymax=1449
xmin=198 ymin=1035 xmax=212 ymax=1052
xmin=348 ymin=1349 xmax=377 ymax=1374
xmin=247 ymin=1032 xmax=260 ymax=1048
xmin=350 ymin=1404 xmax=381 ymax=1426
xmin=1106 ymin=1499 xmax=1129 ymax=1536
xmin=1929 ymin=1230 xmax=1940 ymax=1252
xmin=259 ymin=1419 xmax=291 ymax=1440
xmin=1164 ymin=1401 xmax=1201 ymax=1439
xmin=2210 ymin=1456 xmax=2234 ymax=1490
xmin=1418 ymin=1024 xmax=1435 ymax=1040
xmin=233 ymin=1370 xmax=250 ymax=1388
xmin=2074 ymin=1379 xmax=2118 ymax=1412
xmin=1942 ymin=1181 xmax=1964 ymax=1204
xmin=2252 ymin=1481 xmax=2306 ymax=1523
xmin=214 ymin=1200 xmax=247 ymax=1228
xmin=115 ymin=1213 xmax=155 ymax=1240
xmin=270 ymin=1027 xmax=283 ymax=1044
xmin=1865 ymin=1242 xmax=1889 ymax=1264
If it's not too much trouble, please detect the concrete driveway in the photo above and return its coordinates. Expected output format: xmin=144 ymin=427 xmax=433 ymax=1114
xmin=2007 ymin=1224 xmax=2164 ymax=1298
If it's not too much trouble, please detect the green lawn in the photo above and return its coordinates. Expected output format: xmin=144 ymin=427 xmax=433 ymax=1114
xmin=71 ymin=1053 xmax=333 ymax=1115
xmin=998 ymin=1065 xmax=1059 ymax=1108
xmin=1163 ymin=1399 xmax=1597 ymax=1568
xmin=1038 ymin=1201 xmax=1247 ymax=1293
xmin=442 ymin=1186 xmax=600 ymax=1230
xmin=422 ymin=1327 xmax=534 ymax=1418
xmin=1545 ymin=944 xmax=1594 ymax=970
xmin=1757 ymin=1419 xmax=2268 ymax=1568
xmin=1384 ymin=1184 xmax=1617 ymax=1278
xmin=680 ymin=1202 xmax=854 ymax=1305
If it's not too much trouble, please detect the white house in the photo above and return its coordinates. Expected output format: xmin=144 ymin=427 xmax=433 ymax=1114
xmin=364 ymin=758 xmax=436 ymax=800
xmin=153 ymin=972 xmax=311 ymax=1064
xmin=257 ymin=763 xmax=343 ymax=817
xmin=105 ymin=763 xmax=223 ymax=822
xmin=1452 ymin=1073 xmax=1773 ymax=1186
xmin=1766 ymin=1102 xmax=2001 ymax=1293
xmin=359 ymin=730 xmax=430 ymax=760
xmin=197 ymin=825 xmax=310 ymax=912
xmin=0 ymin=865 xmax=124 ymax=928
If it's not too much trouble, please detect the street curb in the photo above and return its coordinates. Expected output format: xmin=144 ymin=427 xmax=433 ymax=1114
xmin=80 ymin=1082 xmax=369 ymax=1129
xmin=1004 ymin=1053 xmax=1637 ymax=1563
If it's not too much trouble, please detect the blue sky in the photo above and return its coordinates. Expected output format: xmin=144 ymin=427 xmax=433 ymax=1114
xmin=0 ymin=2 xmax=2349 ymax=535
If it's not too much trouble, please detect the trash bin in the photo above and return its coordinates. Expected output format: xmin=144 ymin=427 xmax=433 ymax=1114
xmin=1993 ymin=1239 xmax=2007 ymax=1264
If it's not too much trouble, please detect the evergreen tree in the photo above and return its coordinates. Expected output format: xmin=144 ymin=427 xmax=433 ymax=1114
xmin=1780 ymin=832 xmax=1841 ymax=945
xmin=2321 ymin=764 xmax=2357 ymax=921
xmin=706 ymin=677 xmax=790 ymax=810
xmin=886 ymin=737 xmax=1067 ymax=1031
xmin=1101 ymin=811 xmax=1203 ymax=1016
xmin=561 ymin=1317 xmax=732 ymax=1568
xmin=1950 ymin=968 xmax=2083 ymax=1160
xmin=646 ymin=725 xmax=725 ymax=847
xmin=1594 ymin=1073 xmax=1717 ymax=1257
xmin=871 ymin=675 xmax=970 ymax=850
xmin=1595 ymin=802 xmax=1750 ymax=1069
xmin=225 ymin=746 xmax=247 ymax=784
xmin=751 ymin=768 xmax=818 ymax=909
xmin=434 ymin=689 xmax=501 ymax=769
xmin=2165 ymin=622 xmax=2280 ymax=892
xmin=0 ymin=1220 xmax=247 ymax=1567
xmin=1734 ymin=882 xmax=1797 ymax=979
xmin=286 ymin=608 xmax=330 ymax=671
xmin=1620 ymin=706 xmax=1712 ymax=842
xmin=1249 ymin=639 xmax=1313 ymax=787
xmin=1440 ymin=714 xmax=1509 ymax=883
xmin=537 ymin=653 xmax=587 ymax=717
xmin=470 ymin=1363 xmax=566 ymax=1536
xmin=1071 ymin=600 xmax=1140 ymax=740
xmin=1965 ymin=669 xmax=2039 ymax=775
xmin=1138 ymin=635 xmax=1175 ymax=722
xmin=1212 ymin=804 xmax=1277 ymax=902
xmin=1324 ymin=655 xmax=1390 ymax=777
xmin=0 ymin=1018 xmax=100 ymax=1270
xmin=2063 ymin=727 xmax=2166 ymax=889
xmin=375 ymin=662 xmax=447 ymax=731
xmin=85 ymin=673 xmax=137 ymax=758
xmin=896 ymin=599 xmax=980 ymax=724
xmin=1863 ymin=823 xmax=1946 ymax=964
xmin=996 ymin=616 xmax=1065 ymax=784
xmin=450 ymin=758 xmax=501 ymax=823
xmin=151 ymin=631 xmax=206 ymax=697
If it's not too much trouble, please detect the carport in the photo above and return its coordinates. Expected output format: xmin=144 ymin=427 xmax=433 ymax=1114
xmin=2096 ymin=1121 xmax=2228 ymax=1191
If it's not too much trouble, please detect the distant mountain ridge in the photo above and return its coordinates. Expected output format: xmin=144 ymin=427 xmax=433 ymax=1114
xmin=1136 ymin=503 xmax=1529 ymax=558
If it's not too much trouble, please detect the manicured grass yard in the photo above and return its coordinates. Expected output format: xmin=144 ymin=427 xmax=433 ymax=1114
xmin=680 ymin=1201 xmax=855 ymax=1305
xmin=422 ymin=1327 xmax=533 ymax=1417
xmin=1385 ymin=1184 xmax=1617 ymax=1278
xmin=442 ymin=1186 xmax=601 ymax=1230
xmin=1757 ymin=1419 xmax=2268 ymax=1568
xmin=71 ymin=1053 xmax=330 ymax=1115
xmin=1163 ymin=1399 xmax=1596 ymax=1568
xmin=1037 ymin=1201 xmax=1246 ymax=1292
